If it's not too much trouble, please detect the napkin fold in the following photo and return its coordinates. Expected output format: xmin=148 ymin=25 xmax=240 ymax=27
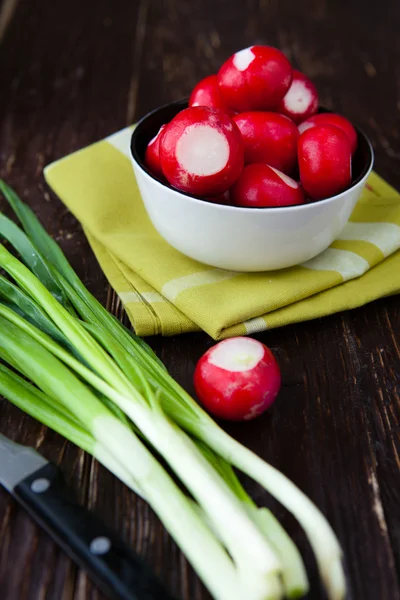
xmin=44 ymin=126 xmax=400 ymax=340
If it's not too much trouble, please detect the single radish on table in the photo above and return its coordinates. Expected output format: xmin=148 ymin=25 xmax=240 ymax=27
xmin=230 ymin=163 xmax=305 ymax=208
xmin=298 ymin=112 xmax=358 ymax=154
xmin=189 ymin=74 xmax=235 ymax=116
xmin=159 ymin=106 xmax=244 ymax=196
xmin=144 ymin=124 xmax=166 ymax=180
xmin=217 ymin=45 xmax=292 ymax=112
xmin=233 ymin=111 xmax=299 ymax=174
xmin=277 ymin=70 xmax=319 ymax=124
xmin=194 ymin=337 xmax=281 ymax=421
xmin=298 ymin=124 xmax=352 ymax=200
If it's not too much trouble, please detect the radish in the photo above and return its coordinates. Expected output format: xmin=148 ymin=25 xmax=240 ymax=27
xmin=144 ymin=125 xmax=166 ymax=180
xmin=277 ymin=70 xmax=319 ymax=124
xmin=298 ymin=124 xmax=352 ymax=200
xmin=217 ymin=45 xmax=292 ymax=112
xmin=159 ymin=106 xmax=244 ymax=196
xmin=230 ymin=163 xmax=305 ymax=208
xmin=298 ymin=112 xmax=358 ymax=154
xmin=233 ymin=111 xmax=299 ymax=173
xmin=194 ymin=337 xmax=281 ymax=421
xmin=189 ymin=74 xmax=235 ymax=116
xmin=206 ymin=190 xmax=231 ymax=204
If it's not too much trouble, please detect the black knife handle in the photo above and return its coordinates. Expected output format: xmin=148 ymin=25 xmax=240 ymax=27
xmin=13 ymin=462 xmax=177 ymax=600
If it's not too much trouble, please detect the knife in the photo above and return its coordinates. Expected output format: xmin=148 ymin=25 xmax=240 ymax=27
xmin=0 ymin=433 xmax=178 ymax=600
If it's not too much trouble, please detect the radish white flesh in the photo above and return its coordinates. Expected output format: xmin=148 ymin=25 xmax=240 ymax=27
xmin=285 ymin=81 xmax=313 ymax=111
xmin=278 ymin=70 xmax=319 ymax=124
xmin=194 ymin=337 xmax=281 ymax=421
xmin=209 ymin=336 xmax=265 ymax=371
xmin=175 ymin=124 xmax=229 ymax=176
xmin=233 ymin=47 xmax=256 ymax=71
xmin=268 ymin=166 xmax=298 ymax=189
xmin=159 ymin=106 xmax=244 ymax=196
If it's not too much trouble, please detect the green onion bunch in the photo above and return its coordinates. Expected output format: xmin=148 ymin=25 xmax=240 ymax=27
xmin=0 ymin=181 xmax=345 ymax=600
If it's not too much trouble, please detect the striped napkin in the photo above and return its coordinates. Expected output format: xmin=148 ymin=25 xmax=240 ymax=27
xmin=44 ymin=126 xmax=400 ymax=340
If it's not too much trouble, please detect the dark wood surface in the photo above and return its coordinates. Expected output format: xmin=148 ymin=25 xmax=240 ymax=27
xmin=0 ymin=1 xmax=399 ymax=599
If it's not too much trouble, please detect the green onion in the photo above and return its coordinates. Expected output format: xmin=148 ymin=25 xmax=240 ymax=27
xmin=0 ymin=359 xmax=304 ymax=600
xmin=0 ymin=264 xmax=282 ymax=599
xmin=0 ymin=179 xmax=163 ymax=365
xmin=0 ymin=180 xmax=346 ymax=599
xmin=193 ymin=440 xmax=309 ymax=598
xmin=0 ymin=315 xmax=243 ymax=600
xmin=0 ymin=363 xmax=93 ymax=452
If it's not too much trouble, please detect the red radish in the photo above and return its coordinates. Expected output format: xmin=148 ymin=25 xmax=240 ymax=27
xmin=230 ymin=163 xmax=305 ymax=208
xmin=233 ymin=111 xmax=299 ymax=173
xmin=217 ymin=45 xmax=292 ymax=112
xmin=298 ymin=124 xmax=352 ymax=200
xmin=206 ymin=190 xmax=231 ymax=204
xmin=159 ymin=106 xmax=244 ymax=196
xmin=144 ymin=125 xmax=166 ymax=180
xmin=298 ymin=112 xmax=358 ymax=154
xmin=189 ymin=74 xmax=235 ymax=116
xmin=277 ymin=70 xmax=319 ymax=124
xmin=194 ymin=337 xmax=281 ymax=421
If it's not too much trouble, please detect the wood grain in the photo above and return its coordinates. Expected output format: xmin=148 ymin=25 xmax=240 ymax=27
xmin=0 ymin=0 xmax=399 ymax=599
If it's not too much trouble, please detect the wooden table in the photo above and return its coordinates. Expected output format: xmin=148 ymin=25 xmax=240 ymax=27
xmin=0 ymin=1 xmax=399 ymax=598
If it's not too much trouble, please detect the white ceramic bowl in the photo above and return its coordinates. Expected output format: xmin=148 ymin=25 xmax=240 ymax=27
xmin=130 ymin=100 xmax=374 ymax=272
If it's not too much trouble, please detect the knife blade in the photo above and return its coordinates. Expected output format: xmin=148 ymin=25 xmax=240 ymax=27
xmin=0 ymin=433 xmax=178 ymax=600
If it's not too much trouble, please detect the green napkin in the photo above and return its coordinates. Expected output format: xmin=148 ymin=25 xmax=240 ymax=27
xmin=44 ymin=126 xmax=400 ymax=339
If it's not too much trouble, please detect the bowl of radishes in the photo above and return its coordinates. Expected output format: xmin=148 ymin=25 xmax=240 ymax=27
xmin=130 ymin=45 xmax=373 ymax=272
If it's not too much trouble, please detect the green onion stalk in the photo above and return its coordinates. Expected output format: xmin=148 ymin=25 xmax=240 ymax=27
xmin=0 ymin=314 xmax=244 ymax=600
xmin=0 ymin=360 xmax=305 ymax=600
xmin=0 ymin=180 xmax=345 ymax=599
xmin=0 ymin=250 xmax=282 ymax=600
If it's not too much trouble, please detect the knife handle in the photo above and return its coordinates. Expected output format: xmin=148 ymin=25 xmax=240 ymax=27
xmin=13 ymin=462 xmax=177 ymax=600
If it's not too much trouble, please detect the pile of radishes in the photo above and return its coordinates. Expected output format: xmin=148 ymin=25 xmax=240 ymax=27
xmin=145 ymin=45 xmax=358 ymax=207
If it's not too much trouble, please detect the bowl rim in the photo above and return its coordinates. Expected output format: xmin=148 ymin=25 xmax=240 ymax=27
xmin=130 ymin=98 xmax=374 ymax=214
